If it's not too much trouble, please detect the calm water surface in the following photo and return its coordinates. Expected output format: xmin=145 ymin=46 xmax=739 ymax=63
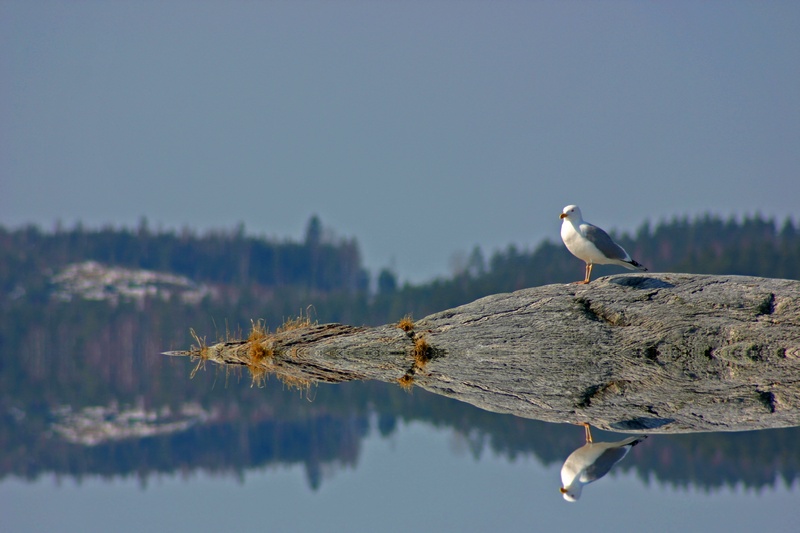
xmin=2 ymin=416 xmax=797 ymax=533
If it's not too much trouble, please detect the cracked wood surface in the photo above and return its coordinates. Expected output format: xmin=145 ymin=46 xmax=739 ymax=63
xmin=165 ymin=274 xmax=800 ymax=434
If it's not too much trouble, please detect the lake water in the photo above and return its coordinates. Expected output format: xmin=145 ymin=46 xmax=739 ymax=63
xmin=1 ymin=381 xmax=798 ymax=533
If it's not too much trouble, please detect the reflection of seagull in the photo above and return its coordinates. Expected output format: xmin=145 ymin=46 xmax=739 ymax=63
xmin=560 ymin=205 xmax=647 ymax=284
xmin=560 ymin=423 xmax=648 ymax=502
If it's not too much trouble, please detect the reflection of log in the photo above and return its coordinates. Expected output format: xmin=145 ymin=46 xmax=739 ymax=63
xmin=165 ymin=274 xmax=800 ymax=434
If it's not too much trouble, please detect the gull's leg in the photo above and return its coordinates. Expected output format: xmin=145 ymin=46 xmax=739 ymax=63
xmin=583 ymin=422 xmax=593 ymax=443
xmin=572 ymin=263 xmax=592 ymax=285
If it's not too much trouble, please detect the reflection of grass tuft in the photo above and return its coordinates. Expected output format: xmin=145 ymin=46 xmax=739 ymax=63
xmin=396 ymin=333 xmax=433 ymax=391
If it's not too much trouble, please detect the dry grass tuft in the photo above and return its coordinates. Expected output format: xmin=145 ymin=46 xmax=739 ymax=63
xmin=278 ymin=373 xmax=312 ymax=393
xmin=188 ymin=311 xmax=319 ymax=389
xmin=398 ymin=315 xmax=414 ymax=332
xmin=189 ymin=328 xmax=209 ymax=379
xmin=278 ymin=308 xmax=316 ymax=333
xmin=397 ymin=373 xmax=415 ymax=391
xmin=246 ymin=319 xmax=274 ymax=387
xmin=278 ymin=315 xmax=311 ymax=332
xmin=189 ymin=328 xmax=209 ymax=359
xmin=413 ymin=335 xmax=432 ymax=368
xmin=248 ymin=319 xmax=269 ymax=342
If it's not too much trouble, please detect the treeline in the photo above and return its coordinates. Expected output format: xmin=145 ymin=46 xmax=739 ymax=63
xmin=1 ymin=213 xmax=797 ymax=320
xmin=0 ymin=215 xmax=368 ymax=295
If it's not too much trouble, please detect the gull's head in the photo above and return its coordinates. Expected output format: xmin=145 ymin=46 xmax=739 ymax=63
xmin=559 ymin=484 xmax=582 ymax=502
xmin=560 ymin=205 xmax=582 ymax=221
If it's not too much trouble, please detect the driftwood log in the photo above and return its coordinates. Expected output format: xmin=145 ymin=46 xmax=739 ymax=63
xmin=165 ymin=274 xmax=800 ymax=433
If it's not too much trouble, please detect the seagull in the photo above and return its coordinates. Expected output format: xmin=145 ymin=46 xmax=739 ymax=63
xmin=560 ymin=205 xmax=647 ymax=284
xmin=559 ymin=423 xmax=648 ymax=502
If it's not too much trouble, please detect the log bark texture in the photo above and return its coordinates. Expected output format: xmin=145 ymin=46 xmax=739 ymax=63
xmin=165 ymin=274 xmax=800 ymax=433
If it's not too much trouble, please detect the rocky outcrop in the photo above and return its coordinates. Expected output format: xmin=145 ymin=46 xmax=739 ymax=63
xmin=165 ymin=274 xmax=800 ymax=433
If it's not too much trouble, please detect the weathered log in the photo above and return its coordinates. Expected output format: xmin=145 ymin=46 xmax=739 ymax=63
xmin=164 ymin=274 xmax=800 ymax=433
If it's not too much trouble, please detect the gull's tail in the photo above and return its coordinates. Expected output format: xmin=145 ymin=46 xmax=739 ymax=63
xmin=624 ymin=259 xmax=648 ymax=272
xmin=624 ymin=435 xmax=648 ymax=447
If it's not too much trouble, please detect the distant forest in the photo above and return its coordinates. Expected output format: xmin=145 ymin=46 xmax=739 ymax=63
xmin=0 ymin=215 xmax=368 ymax=296
xmin=1 ymin=212 xmax=797 ymax=325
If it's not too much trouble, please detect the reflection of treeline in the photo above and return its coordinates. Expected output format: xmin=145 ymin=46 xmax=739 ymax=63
xmin=2 ymin=379 xmax=797 ymax=492
xmin=365 ymin=385 xmax=800 ymax=492
xmin=3 ymin=407 xmax=367 ymax=491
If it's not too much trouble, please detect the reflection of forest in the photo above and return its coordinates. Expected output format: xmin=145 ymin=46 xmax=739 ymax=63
xmin=2 ymin=217 xmax=798 ymax=491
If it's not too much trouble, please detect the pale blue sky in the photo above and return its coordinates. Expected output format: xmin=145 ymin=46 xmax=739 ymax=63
xmin=2 ymin=1 xmax=799 ymax=282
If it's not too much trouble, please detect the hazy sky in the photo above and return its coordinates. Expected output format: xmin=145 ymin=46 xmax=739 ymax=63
xmin=2 ymin=1 xmax=798 ymax=282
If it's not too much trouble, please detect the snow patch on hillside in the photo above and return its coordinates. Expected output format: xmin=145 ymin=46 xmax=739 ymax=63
xmin=51 ymin=261 xmax=212 ymax=304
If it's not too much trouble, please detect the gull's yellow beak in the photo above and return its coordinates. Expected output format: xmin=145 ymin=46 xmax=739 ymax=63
xmin=559 ymin=487 xmax=568 ymax=494
xmin=559 ymin=213 xmax=567 ymax=219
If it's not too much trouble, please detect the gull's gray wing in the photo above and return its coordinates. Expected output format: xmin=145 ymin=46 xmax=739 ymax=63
xmin=582 ymin=223 xmax=629 ymax=261
xmin=580 ymin=436 xmax=645 ymax=482
xmin=580 ymin=446 xmax=629 ymax=482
